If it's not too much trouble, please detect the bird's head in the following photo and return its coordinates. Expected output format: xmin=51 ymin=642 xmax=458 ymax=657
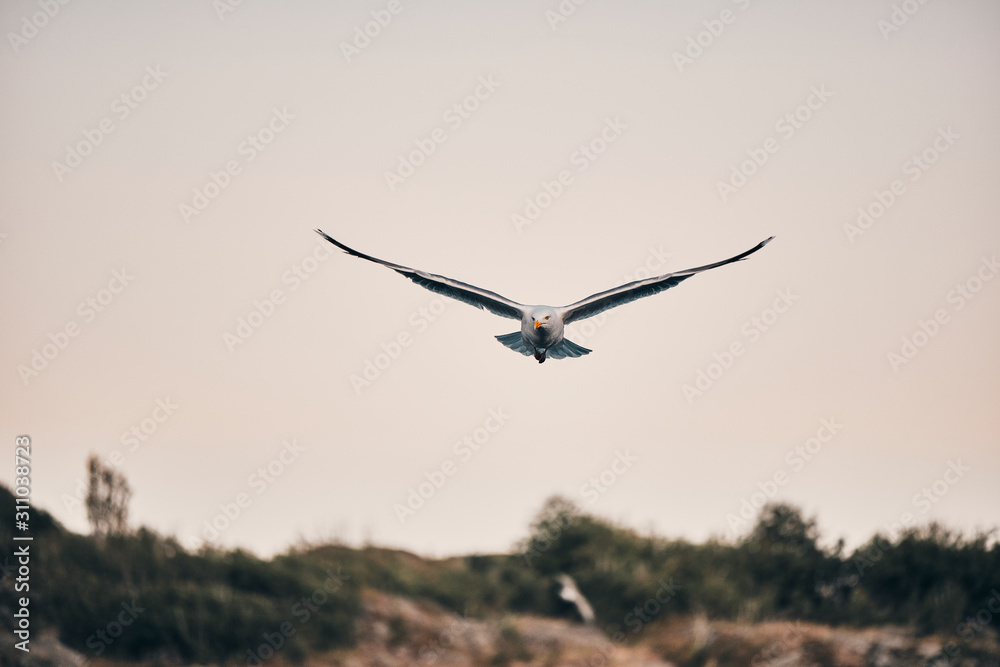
xmin=530 ymin=307 xmax=557 ymax=330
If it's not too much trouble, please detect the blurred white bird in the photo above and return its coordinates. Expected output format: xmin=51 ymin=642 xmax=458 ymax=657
xmin=315 ymin=229 xmax=773 ymax=363
xmin=557 ymin=573 xmax=595 ymax=625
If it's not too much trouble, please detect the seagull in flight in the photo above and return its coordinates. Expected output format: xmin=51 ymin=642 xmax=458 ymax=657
xmin=315 ymin=230 xmax=773 ymax=363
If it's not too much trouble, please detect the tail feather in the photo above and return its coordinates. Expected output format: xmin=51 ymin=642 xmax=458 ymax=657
xmin=546 ymin=338 xmax=592 ymax=360
xmin=495 ymin=332 xmax=532 ymax=356
xmin=496 ymin=333 xmax=592 ymax=360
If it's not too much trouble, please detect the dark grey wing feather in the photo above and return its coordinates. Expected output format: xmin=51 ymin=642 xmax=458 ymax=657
xmin=315 ymin=229 xmax=526 ymax=320
xmin=559 ymin=237 xmax=774 ymax=324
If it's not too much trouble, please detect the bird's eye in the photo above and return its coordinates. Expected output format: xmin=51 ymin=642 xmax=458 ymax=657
xmin=545 ymin=316 xmax=550 ymax=320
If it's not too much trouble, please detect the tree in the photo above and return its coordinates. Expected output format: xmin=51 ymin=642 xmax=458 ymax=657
xmin=746 ymin=503 xmax=821 ymax=556
xmin=85 ymin=454 xmax=131 ymax=536
xmin=520 ymin=495 xmax=581 ymax=573
xmin=741 ymin=503 xmax=833 ymax=617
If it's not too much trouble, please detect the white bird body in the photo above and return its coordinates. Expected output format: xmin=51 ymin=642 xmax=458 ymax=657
xmin=315 ymin=230 xmax=773 ymax=363
xmin=557 ymin=573 xmax=596 ymax=625
xmin=520 ymin=307 xmax=563 ymax=360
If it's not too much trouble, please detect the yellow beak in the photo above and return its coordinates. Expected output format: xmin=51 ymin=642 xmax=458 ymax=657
xmin=534 ymin=320 xmax=542 ymax=329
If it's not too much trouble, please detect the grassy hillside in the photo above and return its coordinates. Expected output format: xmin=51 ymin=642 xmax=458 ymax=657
xmin=519 ymin=497 xmax=1000 ymax=636
xmin=0 ymin=485 xmax=360 ymax=664
xmin=1 ymin=487 xmax=997 ymax=665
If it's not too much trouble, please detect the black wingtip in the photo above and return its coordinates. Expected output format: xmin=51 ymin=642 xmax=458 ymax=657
xmin=732 ymin=236 xmax=776 ymax=263
xmin=313 ymin=229 xmax=402 ymax=270
xmin=314 ymin=229 xmax=355 ymax=256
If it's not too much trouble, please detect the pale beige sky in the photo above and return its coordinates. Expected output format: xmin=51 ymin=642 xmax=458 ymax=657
xmin=1 ymin=0 xmax=998 ymax=557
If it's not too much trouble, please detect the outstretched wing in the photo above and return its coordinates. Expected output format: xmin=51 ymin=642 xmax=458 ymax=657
xmin=315 ymin=230 xmax=527 ymax=320
xmin=559 ymin=237 xmax=774 ymax=324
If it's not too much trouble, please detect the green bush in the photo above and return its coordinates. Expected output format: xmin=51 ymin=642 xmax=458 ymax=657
xmin=514 ymin=496 xmax=999 ymax=637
